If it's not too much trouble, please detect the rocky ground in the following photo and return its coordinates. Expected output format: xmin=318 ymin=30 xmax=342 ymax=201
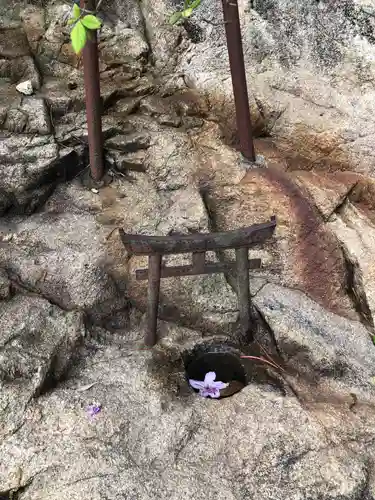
xmin=1 ymin=0 xmax=375 ymax=499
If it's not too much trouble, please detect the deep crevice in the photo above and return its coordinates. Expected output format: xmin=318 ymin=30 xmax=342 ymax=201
xmin=0 ymin=478 xmax=33 ymax=500
xmin=182 ymin=19 xmax=205 ymax=44
xmin=0 ymin=147 xmax=86 ymax=217
xmin=327 ymin=181 xmax=359 ymax=220
xmin=32 ymin=337 xmax=85 ymax=398
xmin=252 ymin=304 xmax=284 ymax=360
xmin=137 ymin=2 xmax=155 ymax=67
xmin=341 ymin=245 xmax=375 ymax=333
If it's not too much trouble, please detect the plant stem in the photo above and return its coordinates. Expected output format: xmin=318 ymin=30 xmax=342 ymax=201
xmin=95 ymin=0 xmax=103 ymax=12
xmin=240 ymin=355 xmax=281 ymax=371
xmin=257 ymin=343 xmax=285 ymax=372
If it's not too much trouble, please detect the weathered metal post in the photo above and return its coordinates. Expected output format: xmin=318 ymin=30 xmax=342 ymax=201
xmin=80 ymin=0 xmax=104 ymax=181
xmin=146 ymin=254 xmax=162 ymax=346
xmin=221 ymin=0 xmax=256 ymax=162
xmin=235 ymin=247 xmax=251 ymax=336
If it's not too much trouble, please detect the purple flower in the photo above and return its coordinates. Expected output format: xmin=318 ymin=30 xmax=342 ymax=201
xmin=189 ymin=371 xmax=228 ymax=399
xmin=87 ymin=403 xmax=101 ymax=418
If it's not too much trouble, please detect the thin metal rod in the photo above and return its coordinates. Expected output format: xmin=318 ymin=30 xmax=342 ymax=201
xmin=221 ymin=0 xmax=256 ymax=162
xmin=80 ymin=0 xmax=104 ymax=181
xmin=235 ymin=247 xmax=252 ymax=337
xmin=146 ymin=254 xmax=162 ymax=346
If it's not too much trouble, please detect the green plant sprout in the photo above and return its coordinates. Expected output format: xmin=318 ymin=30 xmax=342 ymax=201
xmin=68 ymin=3 xmax=102 ymax=54
xmin=169 ymin=0 xmax=202 ymax=25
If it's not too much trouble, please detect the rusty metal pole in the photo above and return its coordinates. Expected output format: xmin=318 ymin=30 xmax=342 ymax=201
xmin=146 ymin=254 xmax=162 ymax=346
xmin=221 ymin=0 xmax=256 ymax=162
xmin=235 ymin=247 xmax=252 ymax=337
xmin=80 ymin=0 xmax=104 ymax=181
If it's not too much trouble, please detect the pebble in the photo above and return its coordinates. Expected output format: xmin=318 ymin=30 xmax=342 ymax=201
xmin=16 ymin=80 xmax=34 ymax=96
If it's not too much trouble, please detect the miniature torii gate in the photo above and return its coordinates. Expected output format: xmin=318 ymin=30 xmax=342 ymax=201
xmin=119 ymin=216 xmax=276 ymax=346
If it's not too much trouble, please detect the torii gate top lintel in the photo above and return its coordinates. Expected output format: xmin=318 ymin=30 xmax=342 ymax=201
xmin=119 ymin=216 xmax=276 ymax=256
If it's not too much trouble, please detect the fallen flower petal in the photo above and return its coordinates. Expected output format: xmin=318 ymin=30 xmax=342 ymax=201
xmin=189 ymin=379 xmax=205 ymax=390
xmin=201 ymin=386 xmax=221 ymax=398
xmin=87 ymin=403 xmax=101 ymax=418
xmin=204 ymin=371 xmax=216 ymax=384
xmin=189 ymin=371 xmax=229 ymax=399
xmin=211 ymin=381 xmax=228 ymax=391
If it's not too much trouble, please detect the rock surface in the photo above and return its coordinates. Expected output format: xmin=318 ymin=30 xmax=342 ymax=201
xmin=0 ymin=294 xmax=85 ymax=439
xmin=1 ymin=1 xmax=375 ymax=499
xmin=1 ymin=320 xmax=375 ymax=500
xmin=140 ymin=0 xmax=375 ymax=175
xmin=203 ymin=167 xmax=357 ymax=320
xmin=0 ymin=211 xmax=126 ymax=325
xmin=329 ymin=201 xmax=375 ymax=331
xmin=253 ymin=283 xmax=375 ymax=394
xmin=0 ymin=133 xmax=81 ymax=215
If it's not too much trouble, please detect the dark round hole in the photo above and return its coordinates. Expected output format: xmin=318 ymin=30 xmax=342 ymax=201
xmin=184 ymin=343 xmax=247 ymax=398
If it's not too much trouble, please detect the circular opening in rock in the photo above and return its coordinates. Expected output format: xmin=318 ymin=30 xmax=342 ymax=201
xmin=185 ymin=343 xmax=247 ymax=399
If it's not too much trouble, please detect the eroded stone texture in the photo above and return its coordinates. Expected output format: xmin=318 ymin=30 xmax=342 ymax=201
xmin=0 ymin=22 xmax=41 ymax=88
xmin=0 ymin=321 xmax=374 ymax=500
xmin=2 ymin=95 xmax=51 ymax=134
xmin=253 ymin=283 xmax=375 ymax=393
xmin=139 ymin=0 xmax=375 ymax=175
xmin=292 ymin=170 xmax=358 ymax=220
xmin=203 ymin=167 xmax=357 ymax=319
xmin=0 ymin=134 xmax=81 ymax=215
xmin=329 ymin=201 xmax=375 ymax=331
xmin=0 ymin=212 xmax=126 ymax=324
xmin=0 ymin=268 xmax=10 ymax=299
xmin=0 ymin=294 xmax=85 ymax=439
xmin=1 ymin=2 xmax=375 ymax=500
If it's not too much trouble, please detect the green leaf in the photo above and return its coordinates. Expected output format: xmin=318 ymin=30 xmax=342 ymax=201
xmin=372 ymin=335 xmax=375 ymax=346
xmin=189 ymin=0 xmax=202 ymax=9
xmin=70 ymin=20 xmax=87 ymax=54
xmin=169 ymin=11 xmax=183 ymax=25
xmin=72 ymin=3 xmax=80 ymax=19
xmin=182 ymin=7 xmax=193 ymax=17
xmin=81 ymin=14 xmax=102 ymax=30
xmin=67 ymin=18 xmax=76 ymax=26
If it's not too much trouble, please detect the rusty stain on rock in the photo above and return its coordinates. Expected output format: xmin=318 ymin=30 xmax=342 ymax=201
xmin=252 ymin=167 xmax=356 ymax=319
